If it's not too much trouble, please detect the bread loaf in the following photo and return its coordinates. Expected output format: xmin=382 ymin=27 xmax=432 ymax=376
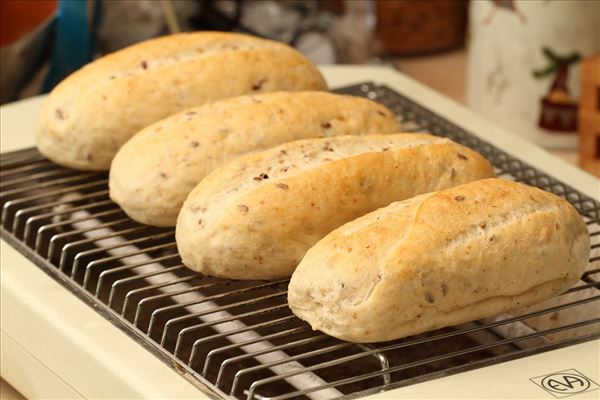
xmin=36 ymin=32 xmax=327 ymax=171
xmin=109 ymin=92 xmax=400 ymax=226
xmin=176 ymin=134 xmax=495 ymax=279
xmin=288 ymin=178 xmax=590 ymax=343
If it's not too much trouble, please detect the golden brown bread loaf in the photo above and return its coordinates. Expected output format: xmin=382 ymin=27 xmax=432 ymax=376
xmin=176 ymin=134 xmax=495 ymax=279
xmin=36 ymin=32 xmax=327 ymax=170
xmin=109 ymin=92 xmax=401 ymax=226
xmin=288 ymin=178 xmax=590 ymax=343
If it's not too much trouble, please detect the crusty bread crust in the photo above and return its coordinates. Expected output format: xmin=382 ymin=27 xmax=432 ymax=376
xmin=36 ymin=32 xmax=327 ymax=170
xmin=109 ymin=92 xmax=401 ymax=226
xmin=288 ymin=178 xmax=590 ymax=343
xmin=176 ymin=134 xmax=496 ymax=279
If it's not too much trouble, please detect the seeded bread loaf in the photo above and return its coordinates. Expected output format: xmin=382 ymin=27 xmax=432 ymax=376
xmin=176 ymin=134 xmax=495 ymax=279
xmin=109 ymin=92 xmax=400 ymax=226
xmin=288 ymin=178 xmax=590 ymax=343
xmin=36 ymin=32 xmax=327 ymax=171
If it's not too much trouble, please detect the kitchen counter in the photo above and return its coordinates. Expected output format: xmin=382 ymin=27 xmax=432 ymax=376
xmin=0 ymin=380 xmax=24 ymax=400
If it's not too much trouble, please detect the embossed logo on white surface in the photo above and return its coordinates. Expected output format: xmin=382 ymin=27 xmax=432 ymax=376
xmin=530 ymin=369 xmax=599 ymax=398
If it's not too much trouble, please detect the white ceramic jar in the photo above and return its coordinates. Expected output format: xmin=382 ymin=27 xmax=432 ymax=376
xmin=467 ymin=0 xmax=600 ymax=149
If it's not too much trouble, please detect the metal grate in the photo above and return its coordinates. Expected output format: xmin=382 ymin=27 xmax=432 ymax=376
xmin=1 ymin=83 xmax=599 ymax=400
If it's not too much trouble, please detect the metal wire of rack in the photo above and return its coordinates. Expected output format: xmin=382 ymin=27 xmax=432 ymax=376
xmin=1 ymin=83 xmax=599 ymax=400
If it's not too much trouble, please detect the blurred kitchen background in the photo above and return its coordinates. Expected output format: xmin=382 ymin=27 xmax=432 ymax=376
xmin=1 ymin=0 xmax=599 ymax=176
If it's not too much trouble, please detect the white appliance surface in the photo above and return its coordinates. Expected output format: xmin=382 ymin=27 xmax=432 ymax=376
xmin=1 ymin=66 xmax=598 ymax=399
